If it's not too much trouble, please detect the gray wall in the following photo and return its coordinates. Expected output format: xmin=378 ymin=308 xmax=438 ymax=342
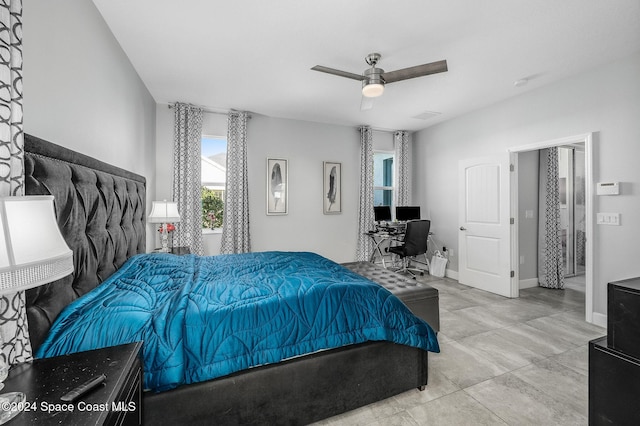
xmin=413 ymin=52 xmax=640 ymax=319
xmin=23 ymin=0 xmax=157 ymax=250
xmin=27 ymin=0 xmax=635 ymax=321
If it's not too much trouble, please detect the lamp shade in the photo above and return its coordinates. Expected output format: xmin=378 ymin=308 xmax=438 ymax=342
xmin=362 ymin=82 xmax=385 ymax=98
xmin=0 ymin=196 xmax=74 ymax=294
xmin=148 ymin=200 xmax=181 ymax=223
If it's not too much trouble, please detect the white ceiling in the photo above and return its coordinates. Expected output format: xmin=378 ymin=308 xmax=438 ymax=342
xmin=93 ymin=0 xmax=640 ymax=132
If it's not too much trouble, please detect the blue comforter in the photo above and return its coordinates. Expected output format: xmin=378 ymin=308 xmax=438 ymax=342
xmin=37 ymin=251 xmax=439 ymax=392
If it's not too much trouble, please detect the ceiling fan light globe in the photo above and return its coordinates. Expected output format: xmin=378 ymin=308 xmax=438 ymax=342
xmin=362 ymin=83 xmax=384 ymax=98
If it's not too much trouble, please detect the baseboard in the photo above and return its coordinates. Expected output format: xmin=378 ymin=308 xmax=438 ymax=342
xmin=592 ymin=312 xmax=607 ymax=328
xmin=444 ymin=269 xmax=458 ymax=280
xmin=519 ymin=278 xmax=538 ymax=289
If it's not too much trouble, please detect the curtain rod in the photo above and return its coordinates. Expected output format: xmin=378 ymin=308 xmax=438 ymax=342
xmin=357 ymin=126 xmax=411 ymax=135
xmin=167 ymin=103 xmax=252 ymax=118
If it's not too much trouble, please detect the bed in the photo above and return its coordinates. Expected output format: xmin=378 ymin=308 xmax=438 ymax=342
xmin=24 ymin=134 xmax=439 ymax=425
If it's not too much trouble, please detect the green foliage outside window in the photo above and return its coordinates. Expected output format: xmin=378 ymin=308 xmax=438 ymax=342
xmin=202 ymin=187 xmax=224 ymax=229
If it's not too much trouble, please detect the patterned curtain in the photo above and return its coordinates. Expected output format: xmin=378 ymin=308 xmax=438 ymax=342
xmin=220 ymin=111 xmax=250 ymax=254
xmin=538 ymin=147 xmax=565 ymax=289
xmin=355 ymin=126 xmax=374 ymax=261
xmin=0 ymin=0 xmax=32 ymax=365
xmin=172 ymin=103 xmax=204 ymax=255
xmin=394 ymin=130 xmax=410 ymax=206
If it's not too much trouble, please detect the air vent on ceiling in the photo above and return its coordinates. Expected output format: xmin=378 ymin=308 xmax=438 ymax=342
xmin=412 ymin=111 xmax=441 ymax=120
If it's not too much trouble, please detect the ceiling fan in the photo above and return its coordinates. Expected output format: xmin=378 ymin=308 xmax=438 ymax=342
xmin=311 ymin=53 xmax=448 ymax=110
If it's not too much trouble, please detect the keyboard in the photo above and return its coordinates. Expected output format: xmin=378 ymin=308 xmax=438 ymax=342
xmin=376 ymin=222 xmax=406 ymax=232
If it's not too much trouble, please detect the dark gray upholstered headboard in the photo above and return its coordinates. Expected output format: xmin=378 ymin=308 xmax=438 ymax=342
xmin=24 ymin=134 xmax=146 ymax=351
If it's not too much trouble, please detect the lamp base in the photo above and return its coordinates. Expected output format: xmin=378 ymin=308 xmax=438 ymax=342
xmin=161 ymin=223 xmax=169 ymax=252
xmin=0 ymin=391 xmax=25 ymax=424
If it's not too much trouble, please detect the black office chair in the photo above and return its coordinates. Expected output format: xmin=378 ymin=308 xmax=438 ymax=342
xmin=389 ymin=219 xmax=431 ymax=278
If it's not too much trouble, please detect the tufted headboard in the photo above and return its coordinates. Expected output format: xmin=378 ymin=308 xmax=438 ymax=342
xmin=24 ymin=134 xmax=146 ymax=351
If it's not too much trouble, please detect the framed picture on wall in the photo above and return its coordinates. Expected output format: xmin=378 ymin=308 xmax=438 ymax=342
xmin=267 ymin=158 xmax=288 ymax=215
xmin=323 ymin=161 xmax=341 ymax=214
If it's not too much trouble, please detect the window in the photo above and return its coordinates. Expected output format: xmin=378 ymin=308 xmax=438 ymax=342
xmin=201 ymin=136 xmax=227 ymax=229
xmin=373 ymin=151 xmax=394 ymax=209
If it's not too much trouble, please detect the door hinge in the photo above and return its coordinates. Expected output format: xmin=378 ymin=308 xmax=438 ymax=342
xmin=510 ymin=217 xmax=515 ymax=225
xmin=510 ymin=164 xmax=515 ymax=172
xmin=510 ymin=270 xmax=515 ymax=278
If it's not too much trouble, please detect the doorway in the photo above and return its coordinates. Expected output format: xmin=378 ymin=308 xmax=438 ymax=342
xmin=510 ymin=133 xmax=594 ymax=324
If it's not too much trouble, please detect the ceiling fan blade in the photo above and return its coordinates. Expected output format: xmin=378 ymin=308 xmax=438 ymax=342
xmin=360 ymin=95 xmax=374 ymax=111
xmin=311 ymin=65 xmax=365 ymax=81
xmin=382 ymin=60 xmax=448 ymax=84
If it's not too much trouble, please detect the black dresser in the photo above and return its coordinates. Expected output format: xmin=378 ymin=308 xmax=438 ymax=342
xmin=589 ymin=277 xmax=640 ymax=425
xmin=3 ymin=342 xmax=143 ymax=426
xmin=590 ymin=337 xmax=640 ymax=425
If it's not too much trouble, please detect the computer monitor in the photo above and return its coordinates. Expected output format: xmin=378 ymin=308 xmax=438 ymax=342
xmin=396 ymin=206 xmax=421 ymax=221
xmin=374 ymin=205 xmax=392 ymax=222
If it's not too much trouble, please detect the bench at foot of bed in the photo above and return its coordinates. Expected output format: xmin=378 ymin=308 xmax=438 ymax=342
xmin=342 ymin=261 xmax=440 ymax=332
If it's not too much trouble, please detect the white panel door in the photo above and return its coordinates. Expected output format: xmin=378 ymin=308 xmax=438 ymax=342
xmin=458 ymin=155 xmax=515 ymax=297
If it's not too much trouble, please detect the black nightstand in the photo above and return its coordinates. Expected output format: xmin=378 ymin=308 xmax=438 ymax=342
xmin=3 ymin=342 xmax=143 ymax=426
xmin=152 ymin=246 xmax=190 ymax=255
xmin=168 ymin=246 xmax=190 ymax=255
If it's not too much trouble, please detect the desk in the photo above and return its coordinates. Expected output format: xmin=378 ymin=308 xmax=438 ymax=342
xmin=367 ymin=225 xmax=437 ymax=272
xmin=367 ymin=229 xmax=402 ymax=268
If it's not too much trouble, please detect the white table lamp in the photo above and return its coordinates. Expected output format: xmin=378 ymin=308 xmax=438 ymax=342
xmin=0 ymin=195 xmax=74 ymax=424
xmin=148 ymin=200 xmax=181 ymax=252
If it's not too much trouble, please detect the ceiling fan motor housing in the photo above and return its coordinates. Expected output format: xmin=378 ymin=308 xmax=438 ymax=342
xmin=364 ymin=67 xmax=384 ymax=84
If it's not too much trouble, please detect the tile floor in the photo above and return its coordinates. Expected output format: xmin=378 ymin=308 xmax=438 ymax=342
xmin=315 ymin=274 xmax=605 ymax=425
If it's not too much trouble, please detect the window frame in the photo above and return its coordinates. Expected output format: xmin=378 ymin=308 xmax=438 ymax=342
xmin=373 ymin=150 xmax=396 ymax=215
xmin=201 ymin=134 xmax=227 ymax=233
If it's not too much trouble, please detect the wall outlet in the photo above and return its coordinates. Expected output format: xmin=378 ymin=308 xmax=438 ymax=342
xmin=448 ymin=249 xmax=454 ymax=257
xmin=520 ymin=255 xmax=525 ymax=264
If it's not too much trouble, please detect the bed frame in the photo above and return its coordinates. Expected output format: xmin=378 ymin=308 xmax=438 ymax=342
xmin=24 ymin=134 xmax=429 ymax=425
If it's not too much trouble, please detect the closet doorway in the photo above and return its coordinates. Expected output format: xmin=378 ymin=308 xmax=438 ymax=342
xmin=510 ymin=133 xmax=595 ymax=324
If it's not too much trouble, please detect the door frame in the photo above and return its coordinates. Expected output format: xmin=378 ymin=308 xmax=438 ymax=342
xmin=509 ymin=133 xmax=595 ymax=324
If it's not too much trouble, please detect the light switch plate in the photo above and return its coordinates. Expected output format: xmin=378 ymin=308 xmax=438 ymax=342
xmin=597 ymin=212 xmax=620 ymax=225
